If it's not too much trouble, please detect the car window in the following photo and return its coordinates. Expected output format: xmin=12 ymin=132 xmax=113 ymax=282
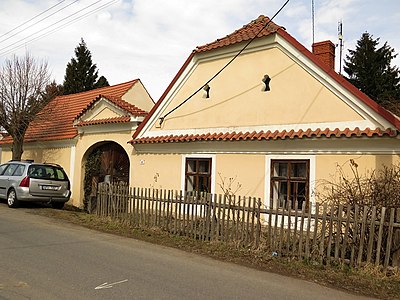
xmin=55 ymin=169 xmax=66 ymax=180
xmin=0 ymin=164 xmax=8 ymax=175
xmin=28 ymin=165 xmax=67 ymax=180
xmin=13 ymin=165 xmax=25 ymax=176
xmin=4 ymin=164 xmax=18 ymax=176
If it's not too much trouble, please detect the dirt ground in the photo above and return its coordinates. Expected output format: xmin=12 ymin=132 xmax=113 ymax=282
xmin=28 ymin=205 xmax=400 ymax=300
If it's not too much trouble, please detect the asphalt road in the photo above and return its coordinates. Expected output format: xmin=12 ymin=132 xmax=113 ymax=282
xmin=0 ymin=203 xmax=376 ymax=300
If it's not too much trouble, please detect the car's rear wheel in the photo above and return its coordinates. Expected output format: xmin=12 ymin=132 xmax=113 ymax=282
xmin=51 ymin=202 xmax=65 ymax=209
xmin=7 ymin=189 xmax=20 ymax=208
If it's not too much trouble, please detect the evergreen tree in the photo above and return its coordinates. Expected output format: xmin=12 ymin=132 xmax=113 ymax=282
xmin=95 ymin=75 xmax=109 ymax=88
xmin=344 ymin=32 xmax=400 ymax=105
xmin=63 ymin=38 xmax=109 ymax=95
xmin=42 ymin=80 xmax=64 ymax=101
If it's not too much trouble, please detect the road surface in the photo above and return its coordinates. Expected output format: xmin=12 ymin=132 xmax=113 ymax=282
xmin=0 ymin=203 xmax=375 ymax=299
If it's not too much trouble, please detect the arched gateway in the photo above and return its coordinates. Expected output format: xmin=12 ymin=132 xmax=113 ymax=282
xmin=83 ymin=141 xmax=130 ymax=211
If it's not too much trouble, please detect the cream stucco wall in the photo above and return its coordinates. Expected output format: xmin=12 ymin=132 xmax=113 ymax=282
xmin=152 ymin=46 xmax=363 ymax=132
xmin=215 ymin=154 xmax=265 ymax=198
xmin=130 ymin=153 xmax=182 ymax=190
xmin=122 ymin=80 xmax=154 ymax=111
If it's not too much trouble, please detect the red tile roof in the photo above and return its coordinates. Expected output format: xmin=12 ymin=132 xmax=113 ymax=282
xmin=75 ymin=94 xmax=147 ymax=121
xmin=132 ymin=15 xmax=400 ymax=142
xmin=0 ymin=80 xmax=141 ymax=145
xmin=195 ymin=15 xmax=282 ymax=53
xmin=131 ymin=128 xmax=397 ymax=144
xmin=76 ymin=116 xmax=131 ymax=127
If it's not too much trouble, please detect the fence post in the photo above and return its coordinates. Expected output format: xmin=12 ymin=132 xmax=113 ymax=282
xmin=392 ymin=208 xmax=400 ymax=267
xmin=384 ymin=208 xmax=396 ymax=269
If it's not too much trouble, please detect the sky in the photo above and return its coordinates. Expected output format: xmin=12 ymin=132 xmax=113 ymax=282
xmin=0 ymin=0 xmax=399 ymax=101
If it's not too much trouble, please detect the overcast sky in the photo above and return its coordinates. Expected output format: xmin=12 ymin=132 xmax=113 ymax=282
xmin=0 ymin=0 xmax=399 ymax=101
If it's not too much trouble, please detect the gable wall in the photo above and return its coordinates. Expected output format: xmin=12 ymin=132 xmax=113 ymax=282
xmin=150 ymin=46 xmax=364 ymax=133
xmin=122 ymin=80 xmax=154 ymax=111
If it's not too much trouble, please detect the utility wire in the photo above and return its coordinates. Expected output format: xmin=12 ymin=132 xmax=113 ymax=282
xmin=0 ymin=0 xmax=79 ymax=45
xmin=0 ymin=0 xmax=67 ymax=40
xmin=0 ymin=0 xmax=118 ymax=57
xmin=159 ymin=0 xmax=290 ymax=125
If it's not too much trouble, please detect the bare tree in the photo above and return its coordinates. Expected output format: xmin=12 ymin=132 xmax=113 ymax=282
xmin=0 ymin=53 xmax=51 ymax=160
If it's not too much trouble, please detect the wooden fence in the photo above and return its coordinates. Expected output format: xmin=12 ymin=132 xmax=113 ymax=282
xmin=95 ymin=183 xmax=400 ymax=268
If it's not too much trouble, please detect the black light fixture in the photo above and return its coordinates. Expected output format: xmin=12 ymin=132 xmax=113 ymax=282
xmin=203 ymin=84 xmax=210 ymax=98
xmin=262 ymin=75 xmax=271 ymax=92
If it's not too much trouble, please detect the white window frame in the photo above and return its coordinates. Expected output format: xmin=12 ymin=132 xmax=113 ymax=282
xmin=181 ymin=154 xmax=216 ymax=194
xmin=265 ymin=155 xmax=316 ymax=210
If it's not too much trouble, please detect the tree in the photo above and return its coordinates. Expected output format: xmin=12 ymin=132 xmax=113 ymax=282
xmin=42 ymin=80 xmax=64 ymax=102
xmin=344 ymin=32 xmax=400 ymax=105
xmin=0 ymin=53 xmax=51 ymax=160
xmin=63 ymin=38 xmax=109 ymax=95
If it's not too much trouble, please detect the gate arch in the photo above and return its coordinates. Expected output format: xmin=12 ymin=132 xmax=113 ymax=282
xmin=82 ymin=141 xmax=130 ymax=210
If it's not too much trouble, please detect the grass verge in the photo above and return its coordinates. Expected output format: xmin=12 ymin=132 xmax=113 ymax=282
xmin=29 ymin=206 xmax=400 ymax=300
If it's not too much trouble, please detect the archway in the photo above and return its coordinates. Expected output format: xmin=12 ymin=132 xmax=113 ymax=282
xmin=83 ymin=141 xmax=130 ymax=211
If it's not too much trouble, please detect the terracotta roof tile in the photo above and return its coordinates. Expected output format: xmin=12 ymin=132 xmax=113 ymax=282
xmin=75 ymin=116 xmax=131 ymax=127
xmin=130 ymin=127 xmax=398 ymax=144
xmin=75 ymin=94 xmax=148 ymax=121
xmin=0 ymin=80 xmax=140 ymax=144
xmin=195 ymin=15 xmax=282 ymax=53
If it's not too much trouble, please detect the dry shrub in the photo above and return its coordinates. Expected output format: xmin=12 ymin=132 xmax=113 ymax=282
xmin=317 ymin=159 xmax=400 ymax=209
xmin=316 ymin=160 xmax=400 ymax=266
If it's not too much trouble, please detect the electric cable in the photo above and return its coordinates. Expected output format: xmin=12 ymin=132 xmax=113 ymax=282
xmin=0 ymin=0 xmax=79 ymax=45
xmin=0 ymin=0 xmax=67 ymax=40
xmin=158 ymin=0 xmax=290 ymax=125
xmin=0 ymin=0 xmax=118 ymax=57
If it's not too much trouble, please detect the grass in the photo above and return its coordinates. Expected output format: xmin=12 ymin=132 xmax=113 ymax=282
xmin=29 ymin=205 xmax=400 ymax=300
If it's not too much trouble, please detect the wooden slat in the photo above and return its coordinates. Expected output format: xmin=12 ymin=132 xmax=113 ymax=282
xmin=350 ymin=205 xmax=359 ymax=266
xmin=384 ymin=208 xmax=396 ymax=269
xmin=326 ymin=205 xmax=335 ymax=265
xmin=298 ymin=204 xmax=306 ymax=259
xmin=366 ymin=206 xmax=377 ymax=263
xmin=310 ymin=202 xmax=319 ymax=260
xmin=340 ymin=205 xmax=351 ymax=264
xmin=319 ymin=204 xmax=328 ymax=264
xmin=357 ymin=206 xmax=368 ymax=266
xmin=334 ymin=205 xmax=343 ymax=260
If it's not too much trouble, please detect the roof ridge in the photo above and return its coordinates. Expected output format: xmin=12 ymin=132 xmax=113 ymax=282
xmin=195 ymin=15 xmax=282 ymax=53
xmin=55 ymin=79 xmax=138 ymax=99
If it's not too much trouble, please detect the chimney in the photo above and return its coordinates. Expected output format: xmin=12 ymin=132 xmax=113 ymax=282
xmin=312 ymin=40 xmax=335 ymax=70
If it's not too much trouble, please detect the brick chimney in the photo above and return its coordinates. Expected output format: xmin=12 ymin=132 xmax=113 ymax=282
xmin=312 ymin=40 xmax=335 ymax=70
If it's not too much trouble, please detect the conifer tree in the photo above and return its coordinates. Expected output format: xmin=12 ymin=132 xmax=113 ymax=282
xmin=63 ymin=38 xmax=109 ymax=95
xmin=344 ymin=32 xmax=400 ymax=105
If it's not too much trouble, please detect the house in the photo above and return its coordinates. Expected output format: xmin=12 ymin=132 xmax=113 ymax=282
xmin=129 ymin=15 xmax=400 ymax=211
xmin=0 ymin=79 xmax=154 ymax=207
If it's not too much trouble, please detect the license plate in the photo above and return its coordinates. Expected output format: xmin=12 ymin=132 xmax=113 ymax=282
xmin=41 ymin=185 xmax=59 ymax=191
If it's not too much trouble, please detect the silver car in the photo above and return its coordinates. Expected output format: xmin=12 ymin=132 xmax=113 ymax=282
xmin=0 ymin=160 xmax=71 ymax=209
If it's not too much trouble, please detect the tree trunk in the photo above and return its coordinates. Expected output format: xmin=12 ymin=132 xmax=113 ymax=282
xmin=11 ymin=136 xmax=24 ymax=161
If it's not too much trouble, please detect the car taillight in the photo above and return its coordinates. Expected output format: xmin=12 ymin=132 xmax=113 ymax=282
xmin=19 ymin=176 xmax=30 ymax=187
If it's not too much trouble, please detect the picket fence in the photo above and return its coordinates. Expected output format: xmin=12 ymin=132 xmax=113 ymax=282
xmin=95 ymin=183 xmax=400 ymax=268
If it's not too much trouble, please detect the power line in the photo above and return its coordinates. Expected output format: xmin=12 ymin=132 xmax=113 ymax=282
xmin=0 ymin=0 xmax=67 ymax=40
xmin=159 ymin=0 xmax=290 ymax=125
xmin=0 ymin=0 xmax=118 ymax=57
xmin=0 ymin=0 xmax=79 ymax=45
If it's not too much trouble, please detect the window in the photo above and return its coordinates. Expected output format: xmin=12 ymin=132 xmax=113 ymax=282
xmin=4 ymin=164 xmax=18 ymax=176
xmin=270 ymin=160 xmax=309 ymax=210
xmin=185 ymin=158 xmax=212 ymax=194
xmin=13 ymin=165 xmax=25 ymax=176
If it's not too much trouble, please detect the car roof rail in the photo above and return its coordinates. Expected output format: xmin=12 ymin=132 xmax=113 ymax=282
xmin=8 ymin=159 xmax=34 ymax=163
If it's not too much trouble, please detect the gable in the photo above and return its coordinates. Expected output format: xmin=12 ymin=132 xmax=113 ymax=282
xmin=79 ymin=98 xmax=128 ymax=122
xmin=138 ymin=36 xmax=392 ymax=140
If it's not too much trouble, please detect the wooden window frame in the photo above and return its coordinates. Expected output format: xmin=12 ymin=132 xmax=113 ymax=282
xmin=185 ymin=158 xmax=212 ymax=194
xmin=270 ymin=159 xmax=310 ymax=210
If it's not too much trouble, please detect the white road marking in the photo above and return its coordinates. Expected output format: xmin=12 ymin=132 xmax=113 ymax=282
xmin=95 ymin=279 xmax=128 ymax=290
